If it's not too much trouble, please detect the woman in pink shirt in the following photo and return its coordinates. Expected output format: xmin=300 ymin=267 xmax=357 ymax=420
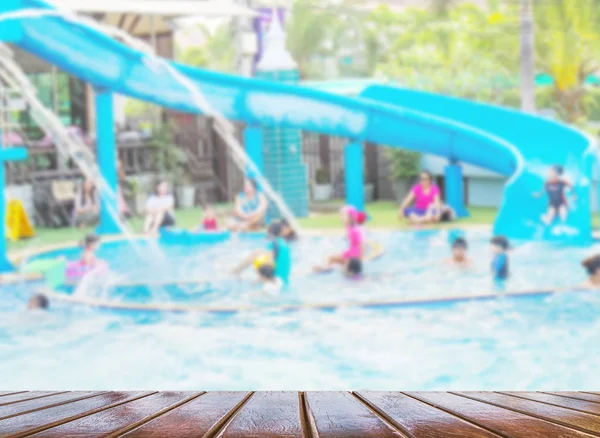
xmin=399 ymin=170 xmax=442 ymax=224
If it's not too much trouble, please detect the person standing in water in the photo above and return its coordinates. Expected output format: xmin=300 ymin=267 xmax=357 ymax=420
xmin=490 ymin=236 xmax=510 ymax=283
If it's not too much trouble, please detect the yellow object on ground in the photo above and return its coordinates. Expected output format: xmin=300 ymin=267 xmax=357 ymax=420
xmin=6 ymin=200 xmax=35 ymax=241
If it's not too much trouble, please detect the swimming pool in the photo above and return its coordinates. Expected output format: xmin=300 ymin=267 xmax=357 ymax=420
xmin=2 ymin=229 xmax=599 ymax=390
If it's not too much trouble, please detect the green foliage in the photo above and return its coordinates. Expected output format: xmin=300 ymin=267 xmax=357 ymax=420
xmin=386 ymin=149 xmax=421 ymax=181
xmin=533 ymin=0 xmax=600 ymax=123
xmin=177 ymin=24 xmax=235 ymax=73
xmin=149 ymin=123 xmax=189 ymax=184
xmin=375 ymin=2 xmax=518 ymax=99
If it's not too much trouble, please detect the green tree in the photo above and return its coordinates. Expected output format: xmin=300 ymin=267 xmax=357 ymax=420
xmin=375 ymin=3 xmax=518 ymax=101
xmin=286 ymin=0 xmax=337 ymax=78
xmin=178 ymin=24 xmax=235 ymax=73
xmin=534 ymin=0 xmax=600 ymax=123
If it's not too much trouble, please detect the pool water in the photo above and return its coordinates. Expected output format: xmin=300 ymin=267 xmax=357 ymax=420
xmin=1 ymin=229 xmax=600 ymax=390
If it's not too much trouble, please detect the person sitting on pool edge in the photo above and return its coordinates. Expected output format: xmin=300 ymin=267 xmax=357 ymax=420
xmin=200 ymin=203 xmax=219 ymax=231
xmin=229 ymin=178 xmax=268 ymax=232
xmin=231 ymin=222 xmax=291 ymax=292
xmin=144 ymin=180 xmax=176 ymax=235
xmin=581 ymin=255 xmax=600 ymax=288
xmin=490 ymin=235 xmax=510 ymax=283
xmin=398 ymin=170 xmax=442 ymax=225
xmin=445 ymin=237 xmax=473 ymax=268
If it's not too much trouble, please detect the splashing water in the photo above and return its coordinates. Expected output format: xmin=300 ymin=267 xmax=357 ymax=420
xmin=0 ymin=6 xmax=301 ymax=235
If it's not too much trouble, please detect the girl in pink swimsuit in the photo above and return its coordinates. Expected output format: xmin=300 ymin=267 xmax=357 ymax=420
xmin=313 ymin=206 xmax=366 ymax=275
xmin=65 ymin=234 xmax=107 ymax=281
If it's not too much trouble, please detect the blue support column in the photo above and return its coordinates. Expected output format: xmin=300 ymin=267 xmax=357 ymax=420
xmin=0 ymin=129 xmax=27 ymax=273
xmin=95 ymin=88 xmax=120 ymax=235
xmin=345 ymin=140 xmax=364 ymax=211
xmin=244 ymin=125 xmax=264 ymax=177
xmin=444 ymin=161 xmax=469 ymax=218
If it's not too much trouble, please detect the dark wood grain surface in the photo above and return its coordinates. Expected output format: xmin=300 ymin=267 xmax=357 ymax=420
xmin=0 ymin=391 xmax=598 ymax=437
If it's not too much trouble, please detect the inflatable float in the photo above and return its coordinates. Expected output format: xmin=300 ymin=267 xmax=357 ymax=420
xmin=22 ymin=258 xmax=108 ymax=288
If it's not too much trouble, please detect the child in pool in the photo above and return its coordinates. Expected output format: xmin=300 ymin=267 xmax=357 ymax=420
xmin=232 ymin=222 xmax=291 ymax=292
xmin=581 ymin=254 xmax=600 ymax=288
xmin=62 ymin=234 xmax=105 ymax=283
xmin=201 ymin=204 xmax=219 ymax=231
xmin=535 ymin=165 xmax=574 ymax=225
xmin=80 ymin=234 xmax=100 ymax=267
xmin=445 ymin=237 xmax=472 ymax=268
xmin=27 ymin=294 xmax=49 ymax=310
xmin=313 ymin=206 xmax=366 ymax=274
xmin=279 ymin=218 xmax=298 ymax=242
xmin=490 ymin=235 xmax=510 ymax=282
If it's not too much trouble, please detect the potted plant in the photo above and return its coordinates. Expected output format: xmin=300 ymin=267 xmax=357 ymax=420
xmin=149 ymin=123 xmax=196 ymax=209
xmin=387 ymin=148 xmax=421 ymax=202
xmin=175 ymin=171 xmax=196 ymax=209
xmin=313 ymin=167 xmax=333 ymax=201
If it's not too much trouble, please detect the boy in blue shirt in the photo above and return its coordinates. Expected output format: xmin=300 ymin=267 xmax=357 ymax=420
xmin=231 ymin=222 xmax=291 ymax=292
xmin=490 ymin=235 xmax=510 ymax=283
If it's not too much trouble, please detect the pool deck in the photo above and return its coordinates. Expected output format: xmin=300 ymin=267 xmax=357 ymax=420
xmin=1 ymin=391 xmax=599 ymax=437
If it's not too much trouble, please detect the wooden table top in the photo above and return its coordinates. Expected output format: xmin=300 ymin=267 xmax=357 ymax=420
xmin=0 ymin=391 xmax=599 ymax=437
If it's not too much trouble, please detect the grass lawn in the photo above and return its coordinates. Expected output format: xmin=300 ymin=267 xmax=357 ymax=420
xmin=7 ymin=202 xmax=500 ymax=254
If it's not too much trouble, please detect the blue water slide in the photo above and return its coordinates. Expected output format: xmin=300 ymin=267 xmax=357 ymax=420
xmin=3 ymin=0 xmax=598 ymax=241
xmin=360 ymin=86 xmax=598 ymax=241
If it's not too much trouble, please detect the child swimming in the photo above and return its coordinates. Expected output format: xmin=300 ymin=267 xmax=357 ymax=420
xmin=581 ymin=254 xmax=600 ymax=288
xmin=232 ymin=222 xmax=291 ymax=292
xmin=535 ymin=165 xmax=574 ymax=225
xmin=65 ymin=234 xmax=106 ymax=281
xmin=27 ymin=294 xmax=49 ymax=310
xmin=445 ymin=237 xmax=472 ymax=268
xmin=313 ymin=205 xmax=365 ymax=274
xmin=201 ymin=204 xmax=219 ymax=231
xmin=490 ymin=235 xmax=510 ymax=282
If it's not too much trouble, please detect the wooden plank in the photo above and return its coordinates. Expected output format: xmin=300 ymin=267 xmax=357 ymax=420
xmin=0 ymin=391 xmax=153 ymax=438
xmin=0 ymin=392 xmax=64 ymax=407
xmin=455 ymin=392 xmax=600 ymax=435
xmin=32 ymin=392 xmax=199 ymax=437
xmin=0 ymin=392 xmax=104 ymax=420
xmin=545 ymin=393 xmax=600 ymax=404
xmin=0 ymin=392 xmax=27 ymax=398
xmin=500 ymin=392 xmax=600 ymax=416
xmin=357 ymin=392 xmax=502 ymax=438
xmin=220 ymin=392 xmax=302 ymax=437
xmin=122 ymin=392 xmax=251 ymax=438
xmin=306 ymin=392 xmax=405 ymax=438
xmin=407 ymin=392 xmax=594 ymax=438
